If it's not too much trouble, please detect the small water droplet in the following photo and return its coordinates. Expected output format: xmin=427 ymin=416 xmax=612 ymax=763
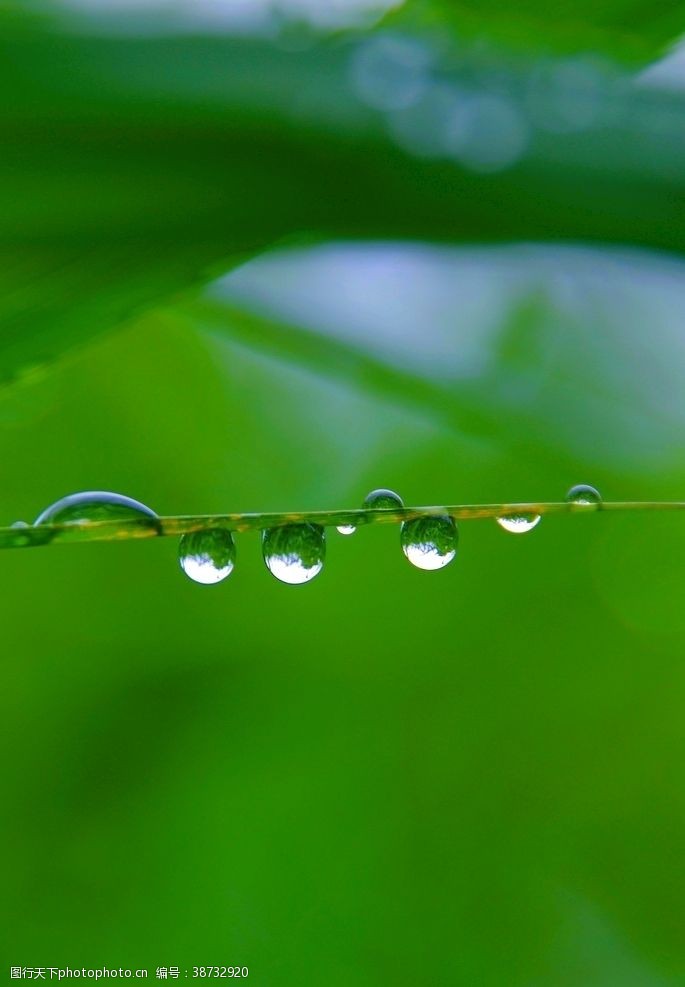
xmin=35 ymin=491 xmax=158 ymax=527
xmin=566 ymin=483 xmax=602 ymax=507
xmin=363 ymin=488 xmax=404 ymax=509
xmin=262 ymin=523 xmax=325 ymax=585
xmin=8 ymin=520 xmax=31 ymax=547
xmin=336 ymin=524 xmax=357 ymax=535
xmin=496 ymin=513 xmax=541 ymax=534
xmin=179 ymin=528 xmax=235 ymax=585
xmin=401 ymin=515 xmax=458 ymax=570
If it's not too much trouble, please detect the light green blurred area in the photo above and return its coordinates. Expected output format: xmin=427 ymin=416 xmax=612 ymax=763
xmin=2 ymin=241 xmax=685 ymax=985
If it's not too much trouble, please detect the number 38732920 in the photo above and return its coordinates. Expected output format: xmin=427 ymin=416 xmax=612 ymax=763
xmin=192 ymin=969 xmax=248 ymax=978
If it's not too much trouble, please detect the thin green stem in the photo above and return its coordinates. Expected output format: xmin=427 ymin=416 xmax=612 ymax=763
xmin=2 ymin=501 xmax=684 ymax=551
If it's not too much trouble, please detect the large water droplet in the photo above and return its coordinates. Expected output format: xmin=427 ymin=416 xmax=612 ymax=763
xmin=401 ymin=515 xmax=457 ymax=570
xmin=262 ymin=523 xmax=325 ymax=585
xmin=363 ymin=488 xmax=404 ymax=509
xmin=496 ymin=513 xmax=541 ymax=534
xmin=179 ymin=528 xmax=235 ymax=585
xmin=336 ymin=524 xmax=357 ymax=535
xmin=35 ymin=491 xmax=158 ymax=527
xmin=566 ymin=483 xmax=602 ymax=507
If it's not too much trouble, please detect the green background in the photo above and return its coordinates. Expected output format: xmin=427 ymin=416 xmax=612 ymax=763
xmin=3 ymin=2 xmax=685 ymax=984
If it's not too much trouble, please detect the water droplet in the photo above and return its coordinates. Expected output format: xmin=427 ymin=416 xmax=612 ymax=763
xmin=566 ymin=483 xmax=602 ymax=507
xmin=179 ymin=528 xmax=235 ymax=585
xmin=262 ymin=523 xmax=325 ymax=585
xmin=496 ymin=513 xmax=541 ymax=534
xmin=362 ymin=488 xmax=404 ymax=509
xmin=8 ymin=520 xmax=32 ymax=547
xmin=35 ymin=491 xmax=158 ymax=527
xmin=401 ymin=515 xmax=457 ymax=570
xmin=336 ymin=524 xmax=357 ymax=535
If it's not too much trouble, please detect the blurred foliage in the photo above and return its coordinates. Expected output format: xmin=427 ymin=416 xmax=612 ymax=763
xmin=394 ymin=0 xmax=685 ymax=62
xmin=3 ymin=2 xmax=685 ymax=986
xmin=2 ymin=2 xmax=685 ymax=384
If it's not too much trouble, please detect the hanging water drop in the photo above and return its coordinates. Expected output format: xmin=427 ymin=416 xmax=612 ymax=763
xmin=362 ymin=488 xmax=404 ymax=509
xmin=336 ymin=524 xmax=357 ymax=535
xmin=566 ymin=483 xmax=602 ymax=507
xmin=262 ymin=523 xmax=325 ymax=585
xmin=496 ymin=513 xmax=540 ymax=534
xmin=35 ymin=491 xmax=158 ymax=527
xmin=401 ymin=515 xmax=458 ymax=570
xmin=179 ymin=528 xmax=235 ymax=584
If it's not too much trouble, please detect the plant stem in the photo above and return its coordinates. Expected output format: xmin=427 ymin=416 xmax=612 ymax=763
xmin=2 ymin=501 xmax=683 ymax=551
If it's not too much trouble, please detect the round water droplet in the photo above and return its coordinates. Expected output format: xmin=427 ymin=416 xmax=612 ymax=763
xmin=262 ymin=523 xmax=325 ymax=585
xmin=362 ymin=488 xmax=404 ymax=509
xmin=566 ymin=483 xmax=602 ymax=507
xmin=401 ymin=515 xmax=458 ymax=570
xmin=336 ymin=524 xmax=357 ymax=535
xmin=179 ymin=528 xmax=235 ymax=585
xmin=496 ymin=513 xmax=541 ymax=534
xmin=35 ymin=491 xmax=158 ymax=527
xmin=8 ymin=520 xmax=31 ymax=547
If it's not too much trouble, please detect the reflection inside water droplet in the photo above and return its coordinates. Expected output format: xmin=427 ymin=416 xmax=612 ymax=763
xmin=362 ymin=488 xmax=404 ymax=509
xmin=179 ymin=528 xmax=235 ymax=584
xmin=566 ymin=483 xmax=602 ymax=507
xmin=11 ymin=521 xmax=29 ymax=528
xmin=35 ymin=491 xmax=158 ymax=527
xmin=496 ymin=513 xmax=541 ymax=534
xmin=401 ymin=515 xmax=458 ymax=570
xmin=336 ymin=524 xmax=357 ymax=535
xmin=262 ymin=523 xmax=325 ymax=585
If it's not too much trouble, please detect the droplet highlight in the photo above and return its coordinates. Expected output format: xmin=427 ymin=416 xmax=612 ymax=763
xmin=496 ymin=513 xmax=541 ymax=534
xmin=262 ymin=523 xmax=325 ymax=585
xmin=401 ymin=515 xmax=458 ymax=570
xmin=362 ymin=488 xmax=404 ymax=509
xmin=35 ymin=491 xmax=158 ymax=527
xmin=566 ymin=483 xmax=602 ymax=507
xmin=336 ymin=524 xmax=357 ymax=535
xmin=179 ymin=528 xmax=235 ymax=585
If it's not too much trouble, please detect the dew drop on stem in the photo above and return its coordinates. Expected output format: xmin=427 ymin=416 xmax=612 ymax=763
xmin=35 ymin=491 xmax=158 ymax=527
xmin=401 ymin=515 xmax=458 ymax=570
xmin=179 ymin=528 xmax=236 ymax=584
xmin=566 ymin=483 xmax=602 ymax=507
xmin=362 ymin=488 xmax=404 ymax=509
xmin=262 ymin=523 xmax=325 ymax=585
xmin=496 ymin=513 xmax=541 ymax=534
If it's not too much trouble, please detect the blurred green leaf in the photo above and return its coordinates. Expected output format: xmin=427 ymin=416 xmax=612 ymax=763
xmin=0 ymin=243 xmax=247 ymax=384
xmin=393 ymin=0 xmax=685 ymax=63
xmin=195 ymin=241 xmax=685 ymax=472
xmin=2 ymin=16 xmax=685 ymax=381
